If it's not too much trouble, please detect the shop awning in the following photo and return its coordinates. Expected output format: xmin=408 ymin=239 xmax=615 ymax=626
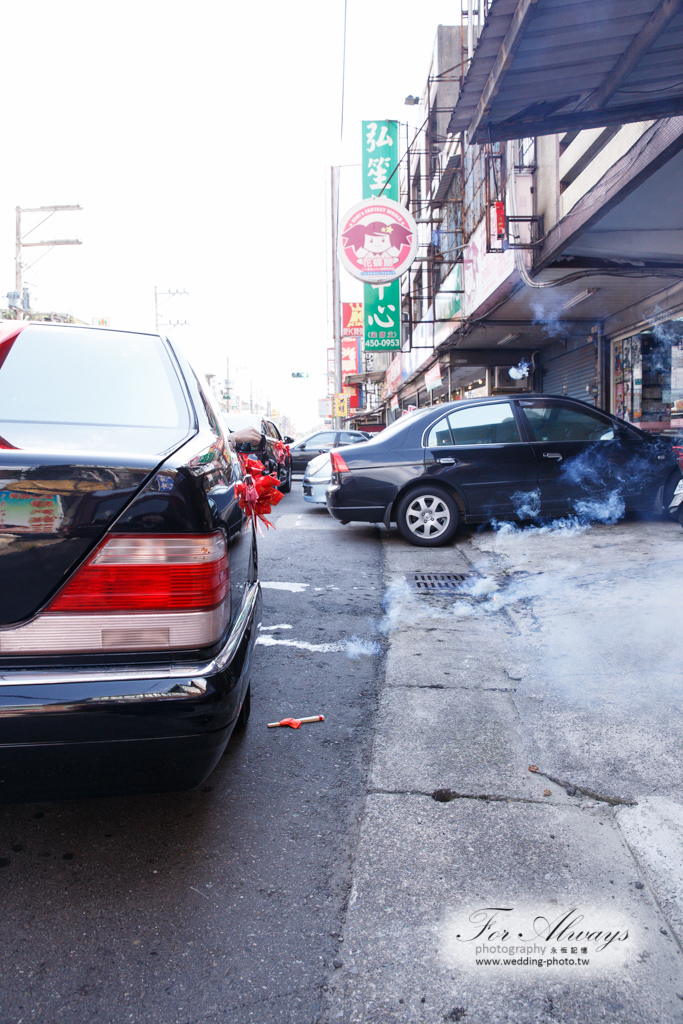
xmin=448 ymin=0 xmax=683 ymax=142
xmin=344 ymin=371 xmax=386 ymax=384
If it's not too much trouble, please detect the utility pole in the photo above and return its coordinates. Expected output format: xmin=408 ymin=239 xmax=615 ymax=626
xmin=154 ymin=287 xmax=189 ymax=333
xmin=14 ymin=205 xmax=82 ymax=309
xmin=330 ymin=166 xmax=343 ymax=428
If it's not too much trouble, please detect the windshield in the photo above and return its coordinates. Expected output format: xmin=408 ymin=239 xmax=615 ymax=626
xmin=0 ymin=325 xmax=191 ymax=452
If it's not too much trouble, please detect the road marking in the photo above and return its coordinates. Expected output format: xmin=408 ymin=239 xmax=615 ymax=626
xmin=276 ymin=514 xmax=339 ymax=530
xmin=256 ymin=636 xmax=345 ymax=652
xmin=260 ymin=623 xmax=293 ymax=630
xmin=261 ymin=582 xmax=309 ymax=593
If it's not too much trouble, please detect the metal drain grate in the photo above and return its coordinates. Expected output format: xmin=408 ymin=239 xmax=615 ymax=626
xmin=408 ymin=571 xmax=481 ymax=592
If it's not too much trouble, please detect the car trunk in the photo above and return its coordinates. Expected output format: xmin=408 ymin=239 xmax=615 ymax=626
xmin=0 ymin=450 xmax=165 ymax=626
xmin=0 ymin=324 xmax=197 ymax=628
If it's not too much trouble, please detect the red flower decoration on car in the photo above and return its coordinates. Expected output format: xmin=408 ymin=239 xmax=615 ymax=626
xmin=273 ymin=441 xmax=290 ymax=466
xmin=236 ymin=455 xmax=283 ymax=532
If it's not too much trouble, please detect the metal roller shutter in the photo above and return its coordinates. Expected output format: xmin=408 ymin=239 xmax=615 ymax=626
xmin=541 ymin=342 xmax=596 ymax=401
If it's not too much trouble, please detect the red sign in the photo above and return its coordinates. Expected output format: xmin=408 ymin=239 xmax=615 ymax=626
xmin=342 ymin=302 xmax=364 ymax=337
xmin=342 ymin=337 xmax=360 ymax=375
xmin=343 ymin=384 xmax=360 ymax=409
xmin=495 ymin=200 xmax=506 ymax=238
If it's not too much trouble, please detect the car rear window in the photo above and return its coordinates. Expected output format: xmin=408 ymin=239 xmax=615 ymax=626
xmin=0 ymin=326 xmax=192 ymax=452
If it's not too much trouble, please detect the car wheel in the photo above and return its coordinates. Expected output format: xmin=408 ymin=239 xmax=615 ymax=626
xmin=279 ymin=465 xmax=292 ymax=493
xmin=396 ymin=485 xmax=459 ymax=546
xmin=235 ymin=683 xmax=251 ymax=731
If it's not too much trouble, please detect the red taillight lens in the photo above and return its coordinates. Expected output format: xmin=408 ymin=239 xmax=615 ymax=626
xmin=48 ymin=533 xmax=229 ymax=613
xmin=330 ymin=451 xmax=349 ymax=474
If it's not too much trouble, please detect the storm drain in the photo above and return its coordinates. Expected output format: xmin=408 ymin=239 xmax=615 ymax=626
xmin=407 ymin=571 xmax=482 ymax=592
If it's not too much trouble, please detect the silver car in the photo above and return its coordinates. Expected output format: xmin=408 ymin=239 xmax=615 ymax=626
xmin=302 ymin=452 xmax=332 ymax=504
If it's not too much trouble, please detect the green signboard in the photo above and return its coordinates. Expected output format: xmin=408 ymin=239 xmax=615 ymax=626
xmin=363 ymin=280 xmax=401 ymax=351
xmin=362 ymin=120 xmax=401 ymax=350
xmin=361 ymin=120 xmax=399 ymax=201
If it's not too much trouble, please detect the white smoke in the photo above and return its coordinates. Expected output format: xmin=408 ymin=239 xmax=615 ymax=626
xmin=345 ymin=636 xmax=381 ymax=660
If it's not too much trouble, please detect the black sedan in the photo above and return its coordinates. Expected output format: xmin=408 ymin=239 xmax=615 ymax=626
xmin=289 ymin=428 xmax=371 ymax=473
xmin=224 ymin=412 xmax=294 ymax=492
xmin=326 ymin=395 xmax=681 ymax=546
xmin=0 ymin=322 xmax=260 ymax=801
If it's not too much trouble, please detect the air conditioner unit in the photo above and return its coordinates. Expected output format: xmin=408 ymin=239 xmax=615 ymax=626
xmin=494 ymin=366 xmax=533 ymax=391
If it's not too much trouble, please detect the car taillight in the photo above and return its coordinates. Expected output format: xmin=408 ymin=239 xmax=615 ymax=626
xmin=0 ymin=533 xmax=231 ymax=655
xmin=330 ymin=451 xmax=349 ymax=474
xmin=49 ymin=534 xmax=229 ymax=613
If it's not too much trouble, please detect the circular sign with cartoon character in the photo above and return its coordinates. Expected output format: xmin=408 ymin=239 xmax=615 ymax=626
xmin=338 ymin=198 xmax=418 ymax=284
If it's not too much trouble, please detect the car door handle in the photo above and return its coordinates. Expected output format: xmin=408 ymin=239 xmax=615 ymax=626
xmin=543 ymin=452 xmax=563 ymax=460
xmin=436 ymin=457 xmax=457 ymax=465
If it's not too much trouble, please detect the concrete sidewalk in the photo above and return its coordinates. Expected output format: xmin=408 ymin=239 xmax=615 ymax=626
xmin=323 ymin=519 xmax=683 ymax=1023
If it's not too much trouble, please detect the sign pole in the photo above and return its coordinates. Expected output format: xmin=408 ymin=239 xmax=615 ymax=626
xmin=331 ymin=166 xmax=343 ymax=428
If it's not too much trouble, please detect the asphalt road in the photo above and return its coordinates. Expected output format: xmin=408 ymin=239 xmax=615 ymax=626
xmin=0 ymin=487 xmax=384 ymax=1024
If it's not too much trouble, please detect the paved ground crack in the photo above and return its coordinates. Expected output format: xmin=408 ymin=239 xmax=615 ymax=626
xmin=530 ymin=767 xmax=636 ymax=806
xmin=368 ymin=787 xmax=550 ymax=806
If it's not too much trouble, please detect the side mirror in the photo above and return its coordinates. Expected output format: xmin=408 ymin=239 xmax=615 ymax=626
xmin=284 ymin=435 xmax=294 ymax=444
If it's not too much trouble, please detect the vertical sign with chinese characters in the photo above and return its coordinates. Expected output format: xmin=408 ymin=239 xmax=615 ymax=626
xmin=362 ymin=121 xmax=401 ymax=351
xmin=362 ymin=121 xmax=399 ymax=201
xmin=364 ymin=281 xmax=400 ymax=351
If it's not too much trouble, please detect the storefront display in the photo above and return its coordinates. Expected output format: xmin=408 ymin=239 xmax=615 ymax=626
xmin=612 ymin=323 xmax=683 ymax=431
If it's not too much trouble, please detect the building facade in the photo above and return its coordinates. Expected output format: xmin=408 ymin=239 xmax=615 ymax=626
xmin=369 ymin=7 xmax=683 ymax=435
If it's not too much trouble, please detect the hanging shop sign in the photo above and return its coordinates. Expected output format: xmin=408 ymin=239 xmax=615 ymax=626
xmin=385 ymin=352 xmax=403 ymax=395
xmin=424 ymin=361 xmax=443 ymax=391
xmin=342 ymin=302 xmax=364 ymax=337
xmin=339 ymin=198 xmax=418 ymax=285
xmin=341 ymin=336 xmax=360 ymax=375
xmin=362 ymin=120 xmax=399 ymax=201
xmin=364 ymin=280 xmax=401 ymax=351
xmin=333 ymin=393 xmax=351 ymax=418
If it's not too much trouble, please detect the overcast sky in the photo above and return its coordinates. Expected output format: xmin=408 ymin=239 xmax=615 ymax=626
xmin=1 ymin=0 xmax=458 ymax=433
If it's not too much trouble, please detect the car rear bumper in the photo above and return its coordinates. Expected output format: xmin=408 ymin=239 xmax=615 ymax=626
xmin=325 ymin=484 xmax=386 ymax=523
xmin=0 ymin=583 xmax=261 ymax=802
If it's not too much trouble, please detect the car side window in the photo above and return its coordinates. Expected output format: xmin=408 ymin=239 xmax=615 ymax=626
xmin=339 ymin=431 xmax=363 ymax=444
xmin=307 ymin=431 xmax=336 ymax=448
xmin=521 ymin=402 xmax=615 ymax=442
xmin=426 ymin=417 xmax=453 ymax=447
xmin=267 ymin=421 xmax=281 ymax=440
xmin=445 ymin=403 xmax=521 ymax=445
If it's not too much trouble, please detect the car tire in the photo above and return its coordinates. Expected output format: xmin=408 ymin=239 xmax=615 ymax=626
xmin=235 ymin=683 xmax=251 ymax=731
xmin=395 ymin=485 xmax=459 ymax=547
xmin=279 ymin=465 xmax=292 ymax=493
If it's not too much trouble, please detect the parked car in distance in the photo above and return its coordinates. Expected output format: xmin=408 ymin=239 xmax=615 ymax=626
xmin=0 ymin=322 xmax=261 ymax=802
xmin=302 ymin=452 xmax=332 ymax=504
xmin=290 ymin=429 xmax=371 ymax=473
xmin=223 ymin=412 xmax=294 ymax=493
xmin=326 ymin=395 xmax=682 ymax=546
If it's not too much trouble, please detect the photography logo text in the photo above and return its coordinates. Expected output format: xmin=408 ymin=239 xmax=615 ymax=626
xmin=445 ymin=906 xmax=631 ymax=971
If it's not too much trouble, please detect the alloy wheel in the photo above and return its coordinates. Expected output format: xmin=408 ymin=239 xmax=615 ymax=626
xmin=405 ymin=493 xmax=451 ymax=540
